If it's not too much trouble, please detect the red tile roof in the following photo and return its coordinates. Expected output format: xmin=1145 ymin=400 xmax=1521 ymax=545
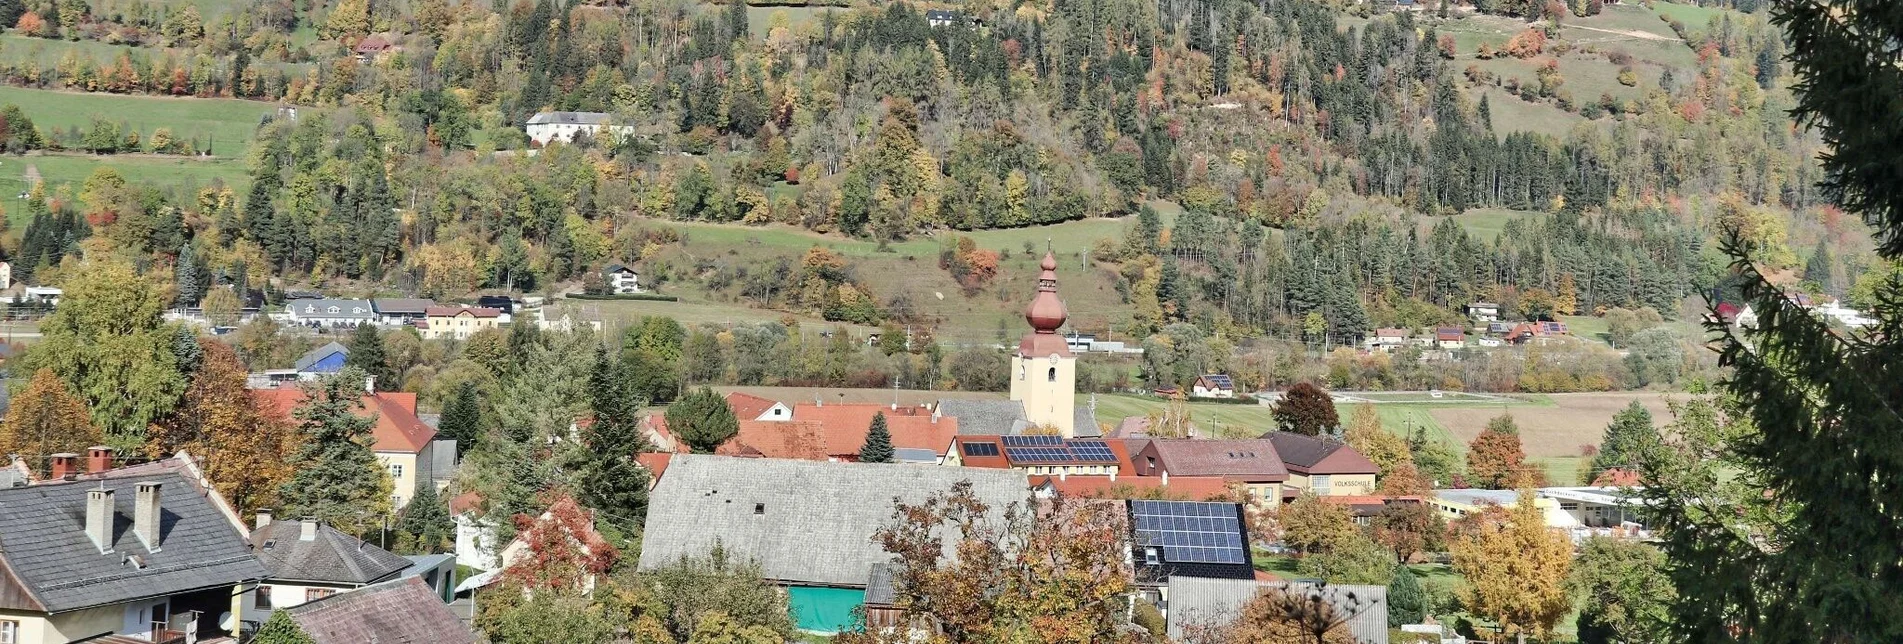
xmin=636 ymin=453 xmax=672 ymax=482
xmin=1031 ymin=474 xmax=1232 ymax=500
xmin=950 ymin=436 xmax=1011 ymax=469
xmin=726 ymin=392 xmax=782 ymax=421
xmin=1137 ymin=439 xmax=1289 ymax=482
xmin=719 ymin=410 xmax=958 ymax=461
xmin=253 ymin=389 xmax=436 ymax=454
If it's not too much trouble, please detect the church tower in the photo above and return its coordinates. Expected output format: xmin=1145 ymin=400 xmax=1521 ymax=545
xmin=1010 ymin=251 xmax=1077 ymax=437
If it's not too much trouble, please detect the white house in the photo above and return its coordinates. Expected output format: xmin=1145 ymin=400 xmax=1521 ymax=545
xmin=1467 ymin=302 xmax=1500 ymax=323
xmin=1434 ymin=327 xmax=1466 ymax=349
xmin=0 ymin=261 xmax=11 ymax=290
xmin=603 ymin=263 xmax=641 ymax=294
xmin=525 ymin=112 xmax=635 ymax=146
xmin=284 ymin=299 xmax=376 ymax=327
xmin=1365 ymin=328 xmax=1409 ymax=352
xmin=1190 ymin=374 xmax=1235 ymax=399
xmin=22 ymin=286 xmax=59 ymax=306
xmin=1476 ymin=336 xmax=1504 ymax=347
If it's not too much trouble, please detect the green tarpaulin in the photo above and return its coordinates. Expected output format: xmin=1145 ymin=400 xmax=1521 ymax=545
xmin=786 ymin=585 xmax=865 ymax=634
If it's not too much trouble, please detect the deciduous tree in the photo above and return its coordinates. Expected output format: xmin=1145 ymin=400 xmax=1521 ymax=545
xmin=0 ymin=368 xmax=102 ymax=476
xmin=24 ymin=261 xmax=187 ymax=438
xmin=1344 ymin=403 xmax=1408 ymax=475
xmin=1449 ymin=493 xmax=1572 ymax=639
xmin=1371 ymin=501 xmax=1445 ymax=563
xmin=1466 ymin=414 xmax=1539 ymax=489
xmin=1280 ymin=493 xmax=1358 ymax=555
xmin=1272 ymin=382 xmax=1339 ymax=437
xmin=1569 ymin=537 xmax=1675 ymax=644
xmin=147 ymin=340 xmax=296 ymax=512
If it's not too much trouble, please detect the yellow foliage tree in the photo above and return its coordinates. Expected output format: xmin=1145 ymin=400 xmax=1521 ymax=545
xmin=0 ymin=369 xmax=103 ymax=476
xmin=1450 ymin=492 xmax=1573 ymax=639
xmin=1343 ymin=403 xmax=1409 ymax=476
xmin=147 ymin=341 xmax=299 ymax=512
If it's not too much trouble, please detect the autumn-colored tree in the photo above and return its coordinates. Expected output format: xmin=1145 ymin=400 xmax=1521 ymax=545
xmin=1371 ymin=501 xmax=1446 ymax=563
xmin=1467 ymin=414 xmax=1543 ymax=489
xmin=1178 ymin=586 xmax=1360 ymax=644
xmin=146 ymin=340 xmax=297 ymax=512
xmin=1450 ymin=493 xmax=1573 ymax=639
xmin=1344 ymin=403 xmax=1408 ymax=476
xmin=502 ymin=494 xmax=618 ymax=591
xmin=1505 ymin=28 xmax=1547 ymax=58
xmin=839 ymin=482 xmax=1142 ymax=644
xmin=0 ymin=368 xmax=102 ymax=476
xmin=1143 ymin=392 xmax=1195 ymax=438
xmin=1279 ymin=493 xmax=1359 ymax=555
xmin=1272 ymin=382 xmax=1340 ymax=437
xmin=1377 ymin=461 xmax=1432 ymax=497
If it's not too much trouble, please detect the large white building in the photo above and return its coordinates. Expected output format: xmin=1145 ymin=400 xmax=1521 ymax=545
xmin=525 ymin=111 xmax=635 ymax=146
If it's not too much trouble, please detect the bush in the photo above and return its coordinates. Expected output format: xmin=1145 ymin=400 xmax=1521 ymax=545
xmin=565 ymin=292 xmax=679 ymax=302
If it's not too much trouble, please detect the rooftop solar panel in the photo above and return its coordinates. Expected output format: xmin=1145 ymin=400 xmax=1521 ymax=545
xmin=962 ymin=442 xmax=999 ymax=457
xmin=1129 ymin=500 xmax=1249 ymax=565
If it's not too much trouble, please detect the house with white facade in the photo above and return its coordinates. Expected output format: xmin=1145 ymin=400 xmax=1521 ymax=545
xmin=525 ymin=112 xmax=635 ymax=146
xmin=603 ymin=263 xmax=641 ymax=294
xmin=285 ymin=299 xmax=376 ymax=327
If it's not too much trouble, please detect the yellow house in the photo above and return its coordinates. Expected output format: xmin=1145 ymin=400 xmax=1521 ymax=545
xmin=420 ymin=305 xmax=503 ymax=340
xmin=1261 ymin=432 xmax=1378 ymax=497
xmin=0 ymin=456 xmax=269 ymax=644
xmin=254 ymin=389 xmax=438 ymax=508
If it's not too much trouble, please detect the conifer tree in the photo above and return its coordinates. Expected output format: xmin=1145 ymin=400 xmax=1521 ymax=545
xmin=859 ymin=412 xmax=894 ymax=463
xmin=278 ymin=368 xmax=391 ymax=536
xmin=344 ymin=323 xmax=392 ymax=391
xmin=394 ymin=481 xmax=454 ymax=555
xmin=437 ymin=381 xmax=482 ymax=457
xmin=1589 ymin=401 xmax=1656 ymax=479
xmin=667 ymin=386 xmax=739 ymax=453
xmin=173 ymin=243 xmax=199 ymax=307
xmin=576 ymin=345 xmax=651 ymax=531
xmin=1388 ymin=568 xmax=1425 ymax=627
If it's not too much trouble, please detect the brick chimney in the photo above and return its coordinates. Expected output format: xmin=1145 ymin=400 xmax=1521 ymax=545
xmin=85 ymin=486 xmax=115 ymax=553
xmin=134 ymin=482 xmax=162 ymax=551
xmin=49 ymin=453 xmax=78 ymax=480
xmin=86 ymin=446 xmax=114 ymax=474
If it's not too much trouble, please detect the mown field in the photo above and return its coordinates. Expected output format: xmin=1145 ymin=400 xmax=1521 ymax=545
xmin=0 ymin=85 xmax=275 ymax=157
xmin=1442 ymin=207 xmax=1545 ymax=242
xmin=746 ymin=6 xmax=841 ymax=37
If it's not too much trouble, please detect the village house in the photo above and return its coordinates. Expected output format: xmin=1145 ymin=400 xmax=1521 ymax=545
xmin=253 ymin=387 xmax=441 ymax=508
xmin=1466 ymin=302 xmax=1500 ymax=323
xmin=524 ymin=111 xmax=636 ymax=146
xmin=285 ymin=298 xmax=376 ymax=328
xmin=248 ymin=342 xmax=351 ymax=389
xmin=0 ymin=261 xmax=11 ymax=289
xmin=1190 ymin=374 xmax=1235 ymax=399
xmin=1028 ymin=472 xmax=1232 ymax=500
xmin=1434 ymin=326 xmax=1466 ymax=349
xmin=727 ymin=391 xmax=793 ymax=421
xmin=0 ymin=454 xmax=271 ymax=644
xmin=370 ymin=298 xmax=435 ymax=326
xmin=23 ymin=286 xmax=60 ymax=307
xmin=602 ymin=263 xmax=641 ymax=294
xmin=1131 ymin=439 xmax=1290 ymax=500
xmin=638 ymin=456 xmax=1028 ymax=634
xmin=265 ymin=576 xmax=473 ymax=644
xmin=1126 ymin=500 xmax=1258 ymax=589
xmin=1260 ymin=432 xmax=1379 ymax=496
xmin=716 ymin=403 xmax=960 ymax=462
xmin=351 ymin=33 xmax=401 ymax=63
xmin=923 ymin=8 xmax=967 ymax=27
xmin=1365 ymin=328 xmax=1409 ymax=352
xmin=248 ymin=516 xmax=416 ymax=616
xmin=419 ymin=306 xmax=502 ymax=340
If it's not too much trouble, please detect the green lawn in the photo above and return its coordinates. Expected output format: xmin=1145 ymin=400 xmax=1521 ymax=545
xmin=1447 ymin=208 xmax=1544 ymax=243
xmin=747 ymin=6 xmax=841 ymax=37
xmin=0 ymin=154 xmax=248 ymax=226
xmin=661 ymin=216 xmax=1129 ymax=261
xmin=0 ymin=86 xmax=276 ymax=157
xmin=0 ymin=33 xmax=159 ymax=66
xmin=1089 ymin=394 xmax=1279 ymax=438
xmin=1651 ymin=0 xmax=1729 ymax=28
xmin=1478 ymin=88 xmax=1586 ymax=139
xmin=1558 ymin=314 xmax=1609 ymax=344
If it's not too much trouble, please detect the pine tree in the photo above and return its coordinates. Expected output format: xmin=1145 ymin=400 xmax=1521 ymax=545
xmin=1589 ymin=401 xmax=1656 ymax=479
xmin=437 ymin=381 xmax=482 ymax=457
xmin=576 ymin=345 xmax=651 ymax=531
xmin=1388 ymin=568 xmax=1425 ymax=627
xmin=278 ymin=369 xmax=391 ymax=537
xmin=394 ymin=482 xmax=454 ymax=555
xmin=667 ymin=386 xmax=739 ymax=453
xmin=859 ymin=412 xmax=894 ymax=463
xmin=1804 ymin=240 xmax=1835 ymax=295
xmin=173 ymin=243 xmax=199 ymax=307
xmin=344 ymin=323 xmax=392 ymax=391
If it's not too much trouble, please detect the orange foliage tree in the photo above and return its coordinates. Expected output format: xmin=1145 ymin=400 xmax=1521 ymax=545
xmin=0 ymin=368 xmax=102 ymax=476
xmin=147 ymin=340 xmax=298 ymax=512
xmin=1449 ymin=493 xmax=1573 ymax=639
xmin=1504 ymin=28 xmax=1548 ymax=58
xmin=501 ymin=494 xmax=618 ymax=591
xmin=1466 ymin=413 xmax=1544 ymax=489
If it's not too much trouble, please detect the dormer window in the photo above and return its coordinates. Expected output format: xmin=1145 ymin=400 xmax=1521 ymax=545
xmin=327 ymin=306 xmax=339 ymax=313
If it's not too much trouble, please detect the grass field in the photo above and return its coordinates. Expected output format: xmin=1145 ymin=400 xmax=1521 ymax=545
xmin=1444 ymin=208 xmax=1544 ymax=242
xmin=546 ymin=295 xmax=880 ymax=338
xmin=0 ymin=86 xmax=274 ymax=157
xmin=747 ymin=6 xmax=841 ymax=37
xmin=0 ymin=154 xmax=249 ymax=227
xmin=1426 ymin=391 xmax=1675 ymax=459
xmin=1090 ymin=394 xmax=1280 ymax=438
xmin=1651 ymin=0 xmax=1729 ymax=28
xmin=1478 ymin=87 xmax=1585 ymax=139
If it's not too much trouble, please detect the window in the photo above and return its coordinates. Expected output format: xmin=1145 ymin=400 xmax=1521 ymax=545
xmin=305 ymin=589 xmax=336 ymax=602
xmin=1559 ymin=502 xmax=1580 ymax=511
xmin=1312 ymin=475 xmax=1333 ymax=495
xmin=1 ymin=620 xmax=17 ymax=644
xmin=1143 ymin=547 xmax=1159 ymax=566
xmin=753 ymin=503 xmax=765 ymax=515
xmin=388 ymin=464 xmax=405 ymax=480
xmin=255 ymin=586 xmax=274 ymax=610
xmin=327 ymin=306 xmax=339 ymax=314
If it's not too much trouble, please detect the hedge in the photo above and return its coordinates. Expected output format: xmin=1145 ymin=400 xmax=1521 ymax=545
xmin=565 ymin=293 xmax=680 ymax=302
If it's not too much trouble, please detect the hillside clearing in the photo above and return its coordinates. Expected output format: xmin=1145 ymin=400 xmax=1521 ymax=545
xmin=0 ymin=86 xmax=276 ymax=157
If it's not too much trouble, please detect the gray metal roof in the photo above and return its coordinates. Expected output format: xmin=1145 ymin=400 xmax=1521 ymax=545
xmin=526 ymin=111 xmax=612 ymax=125
xmin=637 ymin=455 xmax=1028 ymax=588
xmin=1166 ymin=576 xmax=1388 ymax=644
xmin=287 ymin=300 xmax=376 ymax=320
xmin=251 ymin=520 xmax=412 ymax=585
xmin=293 ymin=342 xmax=350 ymax=372
xmin=1074 ymin=405 xmax=1102 ymax=437
xmin=1431 ymin=488 xmax=1521 ymax=507
xmin=863 ymin=562 xmax=899 ymax=605
xmin=370 ymin=298 xmax=435 ymax=315
xmin=0 ymin=471 xmax=269 ymax=613
xmin=937 ymin=399 xmax=1027 ymax=436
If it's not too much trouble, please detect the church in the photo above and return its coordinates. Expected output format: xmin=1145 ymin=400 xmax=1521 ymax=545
xmin=935 ymin=251 xmax=1099 ymax=437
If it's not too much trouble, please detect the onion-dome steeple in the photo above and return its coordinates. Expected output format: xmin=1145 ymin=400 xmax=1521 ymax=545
xmin=1025 ymin=251 xmax=1068 ymax=333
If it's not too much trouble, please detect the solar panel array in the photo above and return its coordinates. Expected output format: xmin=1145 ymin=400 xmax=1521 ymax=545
xmin=962 ymin=441 xmax=1000 ymax=457
xmin=1129 ymin=500 xmax=1248 ymax=565
xmin=999 ymin=436 xmax=1118 ymax=464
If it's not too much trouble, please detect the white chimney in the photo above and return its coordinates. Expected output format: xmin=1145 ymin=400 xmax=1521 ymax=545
xmin=255 ymin=509 xmax=273 ymax=529
xmin=134 ymin=482 xmax=162 ymax=551
xmin=364 ymin=375 xmax=377 ymax=393
xmin=1161 ymin=470 xmax=1169 ymax=485
xmin=1059 ymin=471 xmax=1067 ymax=481
xmin=85 ymin=487 xmax=115 ymax=553
xmin=1109 ymin=470 xmax=1117 ymax=482
xmin=300 ymin=519 xmax=318 ymax=541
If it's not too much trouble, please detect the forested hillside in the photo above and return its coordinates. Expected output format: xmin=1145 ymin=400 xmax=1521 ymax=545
xmin=0 ymin=0 xmax=1873 ymax=390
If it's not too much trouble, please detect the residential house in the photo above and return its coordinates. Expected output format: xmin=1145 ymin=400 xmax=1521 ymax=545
xmin=1190 ymin=374 xmax=1236 ymax=399
xmin=449 ymin=492 xmax=499 ymax=571
xmin=602 ymin=264 xmax=641 ymax=294
xmin=285 ymin=299 xmax=376 ymax=328
xmin=0 ymin=455 xmax=271 ymax=644
xmin=1321 ymin=495 xmax=1419 ymax=525
xmin=524 ymin=111 xmax=635 ymax=146
xmin=1131 ymin=439 xmax=1290 ymax=500
xmin=718 ymin=404 xmax=960 ymax=462
xmin=1365 ymin=328 xmax=1409 ymax=352
xmin=1434 ymin=327 xmax=1466 ymax=349
xmin=420 ymin=306 xmax=502 ymax=340
xmin=1165 ymin=576 xmax=1389 ymax=644
xmin=371 ymin=298 xmax=435 ymax=326
xmin=253 ymin=388 xmax=439 ymax=508
xmin=728 ymin=391 xmax=792 ymax=421
xmin=924 ymin=8 xmax=966 ymax=27
xmin=351 ymin=33 xmax=399 ymax=62
xmin=248 ymin=516 xmax=414 ymax=616
xmin=1537 ymin=486 xmax=1651 ymax=535
xmin=637 ymin=455 xmax=1028 ymax=634
xmin=266 ymin=577 xmax=473 ymax=644
xmin=1467 ymin=302 xmax=1500 ymax=323
xmin=1261 ymin=432 xmax=1378 ymax=497
xmin=1127 ymin=500 xmax=1257 ymax=587
xmin=296 ymin=342 xmax=350 ymax=375
xmin=1476 ymin=336 xmax=1504 ymax=347
xmin=0 ymin=261 xmax=10 ymax=289
xmin=23 ymin=286 xmax=60 ymax=307
xmin=945 ymin=434 xmax=1126 ymax=476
